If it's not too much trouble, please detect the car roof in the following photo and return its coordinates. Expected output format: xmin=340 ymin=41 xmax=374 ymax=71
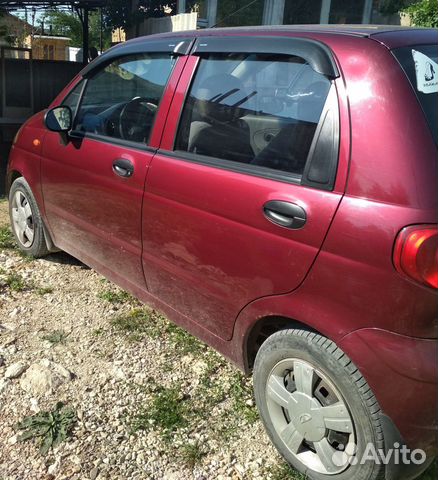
xmin=124 ymin=24 xmax=438 ymax=50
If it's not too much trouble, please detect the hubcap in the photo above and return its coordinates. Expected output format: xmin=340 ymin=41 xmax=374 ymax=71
xmin=266 ymin=358 xmax=355 ymax=475
xmin=11 ymin=191 xmax=34 ymax=248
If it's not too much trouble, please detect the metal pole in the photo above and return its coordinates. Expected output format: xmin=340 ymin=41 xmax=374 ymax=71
xmin=362 ymin=0 xmax=373 ymax=24
xmin=100 ymin=7 xmax=103 ymax=54
xmin=320 ymin=0 xmax=331 ymax=24
xmin=83 ymin=7 xmax=89 ymax=64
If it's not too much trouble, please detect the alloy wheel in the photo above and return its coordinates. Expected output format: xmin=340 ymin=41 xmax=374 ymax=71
xmin=266 ymin=358 xmax=356 ymax=475
xmin=11 ymin=190 xmax=35 ymax=248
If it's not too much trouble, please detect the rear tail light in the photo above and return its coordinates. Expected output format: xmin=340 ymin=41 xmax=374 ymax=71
xmin=393 ymin=225 xmax=438 ymax=289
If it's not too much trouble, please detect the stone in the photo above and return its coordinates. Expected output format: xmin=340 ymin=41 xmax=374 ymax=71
xmin=5 ymin=361 xmax=28 ymax=379
xmin=20 ymin=360 xmax=73 ymax=395
xmin=0 ymin=378 xmax=11 ymax=393
xmin=90 ymin=467 xmax=99 ymax=480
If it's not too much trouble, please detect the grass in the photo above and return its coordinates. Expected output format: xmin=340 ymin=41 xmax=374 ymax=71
xmin=0 ymin=226 xmax=15 ymax=249
xmin=98 ymin=289 xmax=134 ymax=304
xmin=267 ymin=463 xmax=307 ymax=480
xmin=229 ymin=371 xmax=259 ymax=424
xmin=41 ymin=329 xmax=69 ymax=346
xmin=179 ymin=441 xmax=207 ymax=468
xmin=15 ymin=402 xmax=77 ymax=455
xmin=4 ymin=272 xmax=28 ymax=292
xmin=110 ymin=308 xmax=207 ymax=354
xmin=92 ymin=327 xmax=104 ymax=336
xmin=110 ymin=308 xmax=154 ymax=342
xmin=36 ymin=286 xmax=54 ymax=296
xmin=130 ymin=385 xmax=188 ymax=441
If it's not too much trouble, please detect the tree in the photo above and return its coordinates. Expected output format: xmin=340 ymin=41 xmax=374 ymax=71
xmin=402 ymin=0 xmax=438 ymax=27
xmin=43 ymin=8 xmax=112 ymax=50
xmin=103 ymin=0 xmax=177 ymax=31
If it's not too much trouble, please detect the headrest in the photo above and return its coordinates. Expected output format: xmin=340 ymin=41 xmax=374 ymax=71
xmin=195 ymin=74 xmax=249 ymax=124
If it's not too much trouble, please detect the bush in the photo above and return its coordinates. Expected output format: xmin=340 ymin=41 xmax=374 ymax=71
xmin=402 ymin=0 xmax=438 ymax=27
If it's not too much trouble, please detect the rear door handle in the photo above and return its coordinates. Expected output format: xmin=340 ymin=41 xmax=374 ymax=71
xmin=113 ymin=158 xmax=134 ymax=178
xmin=263 ymin=200 xmax=307 ymax=229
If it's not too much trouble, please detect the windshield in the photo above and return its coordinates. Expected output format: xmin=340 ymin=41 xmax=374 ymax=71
xmin=393 ymin=45 xmax=438 ymax=145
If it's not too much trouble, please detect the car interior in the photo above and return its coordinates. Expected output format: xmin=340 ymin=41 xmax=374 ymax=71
xmin=176 ymin=53 xmax=332 ymax=175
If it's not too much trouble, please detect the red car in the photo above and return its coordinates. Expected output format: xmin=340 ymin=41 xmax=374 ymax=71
xmin=6 ymin=25 xmax=437 ymax=480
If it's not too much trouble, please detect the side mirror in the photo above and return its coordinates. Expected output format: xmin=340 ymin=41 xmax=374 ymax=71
xmin=45 ymin=106 xmax=73 ymax=132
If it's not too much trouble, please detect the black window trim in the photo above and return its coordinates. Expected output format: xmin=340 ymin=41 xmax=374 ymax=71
xmin=81 ymin=38 xmax=195 ymax=78
xmin=61 ymin=78 xmax=88 ymax=124
xmin=191 ymin=36 xmax=340 ymax=79
xmin=68 ymin=129 xmax=158 ymax=154
xmin=169 ymin=53 xmax=340 ymax=191
xmin=158 ymin=148 xmax=303 ymax=186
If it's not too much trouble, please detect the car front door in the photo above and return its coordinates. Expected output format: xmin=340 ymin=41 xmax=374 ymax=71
xmin=41 ymin=41 xmax=189 ymax=292
xmin=141 ymin=36 xmax=348 ymax=340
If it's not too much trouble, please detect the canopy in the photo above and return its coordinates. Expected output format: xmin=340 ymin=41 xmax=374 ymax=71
xmin=0 ymin=0 xmax=108 ymax=62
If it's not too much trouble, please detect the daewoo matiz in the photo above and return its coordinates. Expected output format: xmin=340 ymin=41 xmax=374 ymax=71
xmin=6 ymin=25 xmax=437 ymax=480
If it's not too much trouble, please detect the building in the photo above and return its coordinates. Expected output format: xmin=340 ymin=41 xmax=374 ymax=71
xmin=0 ymin=10 xmax=31 ymax=47
xmin=24 ymin=34 xmax=71 ymax=61
xmin=176 ymin=0 xmax=408 ymax=28
xmin=123 ymin=0 xmax=410 ymax=40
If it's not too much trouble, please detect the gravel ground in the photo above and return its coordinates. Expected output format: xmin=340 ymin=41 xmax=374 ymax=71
xmin=0 ymin=198 xmax=294 ymax=480
xmin=0 ymin=197 xmax=436 ymax=480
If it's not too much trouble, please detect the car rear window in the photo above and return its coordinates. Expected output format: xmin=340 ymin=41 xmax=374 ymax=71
xmin=392 ymin=45 xmax=438 ymax=145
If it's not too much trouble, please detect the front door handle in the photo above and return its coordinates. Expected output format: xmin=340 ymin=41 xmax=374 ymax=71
xmin=113 ymin=158 xmax=134 ymax=178
xmin=263 ymin=200 xmax=307 ymax=229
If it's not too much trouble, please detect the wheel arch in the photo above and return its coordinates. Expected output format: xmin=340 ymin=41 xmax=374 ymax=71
xmin=244 ymin=315 xmax=319 ymax=373
xmin=6 ymin=169 xmax=23 ymax=196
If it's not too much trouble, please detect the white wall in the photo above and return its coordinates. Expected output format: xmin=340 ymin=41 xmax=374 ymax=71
xmin=136 ymin=12 xmax=198 ymax=37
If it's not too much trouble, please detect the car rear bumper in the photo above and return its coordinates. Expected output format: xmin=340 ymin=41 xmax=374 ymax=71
xmin=339 ymin=328 xmax=437 ymax=477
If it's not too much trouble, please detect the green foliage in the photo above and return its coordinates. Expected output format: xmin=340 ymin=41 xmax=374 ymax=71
xmin=111 ymin=308 xmax=206 ymax=354
xmin=130 ymin=386 xmax=188 ymax=440
xmin=5 ymin=272 xmax=27 ymax=292
xmin=179 ymin=441 xmax=207 ymax=467
xmin=267 ymin=463 xmax=307 ymax=480
xmin=41 ymin=329 xmax=69 ymax=345
xmin=43 ymin=9 xmax=112 ymax=49
xmin=103 ymin=0 xmax=177 ymax=30
xmin=165 ymin=321 xmax=206 ymax=355
xmin=402 ymin=0 xmax=438 ymax=27
xmin=98 ymin=289 xmax=133 ymax=304
xmin=15 ymin=402 xmax=77 ymax=455
xmin=229 ymin=372 xmax=259 ymax=423
xmin=36 ymin=286 xmax=54 ymax=296
xmin=0 ymin=226 xmax=16 ymax=249
xmin=110 ymin=308 xmax=153 ymax=341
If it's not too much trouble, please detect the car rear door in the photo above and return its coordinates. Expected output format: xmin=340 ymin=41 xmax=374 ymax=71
xmin=141 ymin=36 xmax=349 ymax=340
xmin=41 ymin=40 xmax=191 ymax=293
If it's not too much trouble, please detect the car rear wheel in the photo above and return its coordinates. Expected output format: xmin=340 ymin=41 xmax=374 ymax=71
xmin=253 ymin=329 xmax=384 ymax=480
xmin=9 ymin=177 xmax=50 ymax=258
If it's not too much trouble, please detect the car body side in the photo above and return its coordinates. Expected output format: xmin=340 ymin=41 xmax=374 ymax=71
xmin=6 ymin=29 xmax=437 ymax=459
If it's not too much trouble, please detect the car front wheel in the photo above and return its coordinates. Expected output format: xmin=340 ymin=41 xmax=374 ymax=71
xmin=253 ymin=329 xmax=385 ymax=480
xmin=9 ymin=177 xmax=50 ymax=258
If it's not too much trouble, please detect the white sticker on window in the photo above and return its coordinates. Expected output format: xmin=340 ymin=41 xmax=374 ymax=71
xmin=412 ymin=49 xmax=438 ymax=94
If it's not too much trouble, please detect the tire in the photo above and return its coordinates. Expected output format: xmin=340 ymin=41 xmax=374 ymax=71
xmin=9 ymin=177 xmax=50 ymax=258
xmin=253 ymin=329 xmax=384 ymax=480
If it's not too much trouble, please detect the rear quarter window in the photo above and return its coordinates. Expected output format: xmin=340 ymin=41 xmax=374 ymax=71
xmin=392 ymin=45 xmax=438 ymax=145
